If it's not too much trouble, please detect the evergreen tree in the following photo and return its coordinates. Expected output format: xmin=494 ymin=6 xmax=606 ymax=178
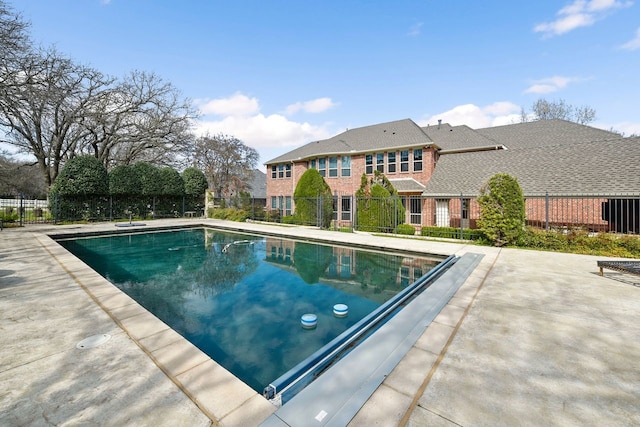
xmin=355 ymin=171 xmax=405 ymax=232
xmin=293 ymin=168 xmax=333 ymax=228
xmin=478 ymin=173 xmax=525 ymax=246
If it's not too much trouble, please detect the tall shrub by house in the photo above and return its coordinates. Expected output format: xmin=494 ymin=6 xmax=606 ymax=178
xmin=49 ymin=155 xmax=109 ymax=221
xmin=109 ymin=164 xmax=142 ymax=196
xmin=477 ymin=173 xmax=525 ymax=246
xmin=156 ymin=167 xmax=185 ymax=217
xmin=182 ymin=167 xmax=208 ymax=214
xmin=293 ymin=168 xmax=333 ymax=228
xmin=108 ymin=164 xmax=143 ymax=219
xmin=356 ymin=171 xmax=405 ymax=232
xmin=133 ymin=162 xmax=163 ymax=196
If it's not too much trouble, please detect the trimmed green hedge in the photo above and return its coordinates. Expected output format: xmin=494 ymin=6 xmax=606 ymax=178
xmin=517 ymin=227 xmax=640 ymax=257
xmin=207 ymin=207 xmax=250 ymax=222
xmin=421 ymin=226 xmax=485 ymax=240
xmin=394 ymin=224 xmax=416 ymax=235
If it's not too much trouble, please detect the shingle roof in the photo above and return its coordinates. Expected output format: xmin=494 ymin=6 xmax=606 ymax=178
xmin=248 ymin=169 xmax=266 ymax=198
xmin=423 ymin=136 xmax=640 ymax=196
xmin=421 ymin=123 xmax=499 ymax=150
xmin=476 ymin=119 xmax=619 ymax=149
xmin=265 ymin=119 xmax=433 ymax=164
xmin=388 ymin=178 xmax=426 ymax=193
xmin=266 ymin=117 xmax=637 ymax=197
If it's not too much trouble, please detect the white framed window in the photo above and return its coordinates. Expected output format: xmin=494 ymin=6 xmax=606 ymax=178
xmin=413 ymin=149 xmax=423 ymax=172
xmin=341 ymin=196 xmax=351 ymax=221
xmin=410 ymin=196 xmax=421 ymax=225
xmin=388 ymin=152 xmax=396 ymax=173
xmin=365 ymin=154 xmax=373 ymax=174
xmin=285 ymin=164 xmax=292 ymax=178
xmin=329 ymin=156 xmax=338 ymax=177
xmin=271 ymin=165 xmax=277 ymax=179
xmin=400 ymin=150 xmax=409 ymax=172
xmin=341 ymin=156 xmax=351 ymax=177
xmin=376 ymin=153 xmax=384 ymax=172
xmin=318 ymin=158 xmax=326 ymax=177
xmin=285 ymin=196 xmax=292 ymax=216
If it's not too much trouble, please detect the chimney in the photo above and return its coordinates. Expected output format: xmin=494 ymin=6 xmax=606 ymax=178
xmin=437 ymin=119 xmax=442 ymax=129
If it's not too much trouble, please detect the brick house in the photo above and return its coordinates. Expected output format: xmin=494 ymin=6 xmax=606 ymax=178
xmin=265 ymin=118 xmax=640 ymax=233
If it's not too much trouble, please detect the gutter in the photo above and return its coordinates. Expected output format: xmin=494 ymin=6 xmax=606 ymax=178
xmin=438 ymin=144 xmax=507 ymax=155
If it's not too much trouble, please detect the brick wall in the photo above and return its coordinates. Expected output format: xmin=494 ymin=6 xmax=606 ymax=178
xmin=266 ymin=147 xmax=437 ymax=201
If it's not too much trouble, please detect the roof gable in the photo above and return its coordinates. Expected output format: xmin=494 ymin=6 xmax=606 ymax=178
xmin=421 ymin=123 xmax=498 ymax=150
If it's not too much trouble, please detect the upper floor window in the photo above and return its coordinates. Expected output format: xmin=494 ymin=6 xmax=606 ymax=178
xmin=318 ymin=158 xmax=326 ymax=177
xmin=271 ymin=163 xmax=292 ymax=179
xmin=341 ymin=156 xmax=351 ymax=177
xmin=376 ymin=153 xmax=384 ymax=172
xmin=413 ymin=149 xmax=423 ymax=172
xmin=329 ymin=156 xmax=338 ymax=177
xmin=400 ymin=150 xmax=409 ymax=172
xmin=310 ymin=159 xmax=317 ymax=169
xmin=365 ymin=154 xmax=373 ymax=174
xmin=388 ymin=152 xmax=396 ymax=173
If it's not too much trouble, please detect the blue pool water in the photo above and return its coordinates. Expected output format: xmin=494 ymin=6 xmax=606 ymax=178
xmin=59 ymin=228 xmax=442 ymax=393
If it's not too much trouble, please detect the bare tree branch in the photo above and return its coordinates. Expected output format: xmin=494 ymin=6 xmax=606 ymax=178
xmin=191 ymin=133 xmax=259 ymax=198
xmin=528 ymin=98 xmax=596 ymax=125
xmin=78 ymin=70 xmax=198 ymax=169
xmin=0 ymin=47 xmax=112 ymax=187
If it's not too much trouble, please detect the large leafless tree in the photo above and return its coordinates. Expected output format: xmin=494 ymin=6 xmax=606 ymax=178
xmin=0 ymin=0 xmax=196 ymax=189
xmin=0 ymin=1 xmax=29 ymax=61
xmin=192 ymin=133 xmax=259 ymax=198
xmin=78 ymin=70 xmax=197 ymax=169
xmin=0 ymin=48 xmax=113 ymax=187
xmin=0 ymin=152 xmax=47 ymax=197
xmin=523 ymin=98 xmax=596 ymax=125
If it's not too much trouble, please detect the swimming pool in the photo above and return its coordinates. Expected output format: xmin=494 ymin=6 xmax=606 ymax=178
xmin=58 ymin=227 xmax=445 ymax=399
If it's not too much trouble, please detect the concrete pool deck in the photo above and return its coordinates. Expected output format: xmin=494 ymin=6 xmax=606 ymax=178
xmin=1 ymin=219 xmax=639 ymax=426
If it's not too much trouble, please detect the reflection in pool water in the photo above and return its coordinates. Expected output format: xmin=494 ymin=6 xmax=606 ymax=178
xmin=59 ymin=228 xmax=442 ymax=392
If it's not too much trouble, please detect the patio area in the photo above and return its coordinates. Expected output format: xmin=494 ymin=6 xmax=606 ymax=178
xmin=1 ymin=219 xmax=638 ymax=426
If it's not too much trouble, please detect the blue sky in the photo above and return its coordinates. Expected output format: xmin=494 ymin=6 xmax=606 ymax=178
xmin=14 ymin=0 xmax=640 ymax=166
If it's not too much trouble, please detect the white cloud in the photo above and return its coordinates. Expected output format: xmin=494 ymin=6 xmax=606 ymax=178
xmin=195 ymin=114 xmax=330 ymax=149
xmin=284 ymin=97 xmax=338 ymax=115
xmin=407 ymin=22 xmax=423 ymax=37
xmin=418 ymin=102 xmax=522 ymax=129
xmin=596 ymin=120 xmax=640 ymax=136
xmin=524 ymin=76 xmax=580 ymax=94
xmin=194 ymin=92 xmax=334 ymax=163
xmin=196 ymin=92 xmax=260 ymax=117
xmin=534 ymin=0 xmax=632 ymax=37
xmin=619 ymin=27 xmax=640 ymax=50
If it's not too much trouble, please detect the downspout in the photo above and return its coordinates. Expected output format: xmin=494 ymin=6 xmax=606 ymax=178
xmin=291 ymin=160 xmax=295 ymax=215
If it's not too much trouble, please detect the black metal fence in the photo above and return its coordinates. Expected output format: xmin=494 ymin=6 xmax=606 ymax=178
xmin=0 ymin=194 xmax=205 ymax=226
xmin=247 ymin=193 xmax=640 ymax=236
xmin=5 ymin=191 xmax=638 ymax=237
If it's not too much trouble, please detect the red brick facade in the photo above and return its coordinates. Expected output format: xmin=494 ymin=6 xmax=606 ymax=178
xmin=267 ymin=147 xmax=437 ymax=216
